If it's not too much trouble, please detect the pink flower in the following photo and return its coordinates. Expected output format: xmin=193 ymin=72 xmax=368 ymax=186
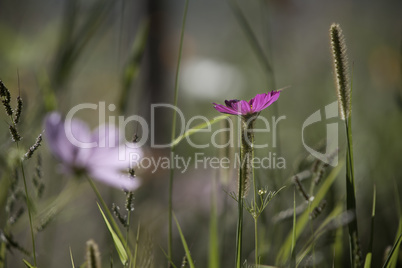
xmin=213 ymin=91 xmax=280 ymax=116
xmin=44 ymin=112 xmax=141 ymax=190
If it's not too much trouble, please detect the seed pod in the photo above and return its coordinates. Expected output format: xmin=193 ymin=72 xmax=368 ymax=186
xmin=9 ymin=125 xmax=21 ymax=142
xmin=86 ymin=240 xmax=101 ymax=268
xmin=14 ymin=96 xmax=23 ymax=124
xmin=330 ymin=23 xmax=351 ymax=120
xmin=24 ymin=134 xmax=42 ymax=159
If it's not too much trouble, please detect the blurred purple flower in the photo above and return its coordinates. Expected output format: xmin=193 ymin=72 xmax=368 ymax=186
xmin=213 ymin=91 xmax=280 ymax=116
xmin=44 ymin=112 xmax=141 ymax=190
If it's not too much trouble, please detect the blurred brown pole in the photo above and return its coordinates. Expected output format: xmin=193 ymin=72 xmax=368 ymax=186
xmin=142 ymin=0 xmax=170 ymax=146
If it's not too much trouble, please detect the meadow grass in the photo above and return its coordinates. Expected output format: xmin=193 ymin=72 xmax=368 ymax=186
xmin=0 ymin=1 xmax=401 ymax=268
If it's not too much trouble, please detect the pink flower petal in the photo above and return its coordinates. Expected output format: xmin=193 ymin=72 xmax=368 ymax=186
xmin=239 ymin=100 xmax=251 ymax=114
xmin=213 ymin=103 xmax=240 ymax=115
xmin=45 ymin=112 xmax=91 ymax=166
xmin=89 ymin=167 xmax=141 ymax=191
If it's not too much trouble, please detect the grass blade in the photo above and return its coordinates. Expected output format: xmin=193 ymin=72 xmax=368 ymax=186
xmin=276 ymin=163 xmax=343 ymax=265
xmin=133 ymin=224 xmax=140 ymax=268
xmin=296 ymin=204 xmax=344 ymax=265
xmin=69 ymin=247 xmax=76 ymax=268
xmin=118 ymin=19 xmax=149 ymax=113
xmin=97 ymin=203 xmax=128 ymax=265
xmin=364 ymin=185 xmax=376 ymax=268
xmin=209 ymin=175 xmax=219 ymax=268
xmin=382 ymin=232 xmax=402 ymax=268
xmin=52 ymin=0 xmax=113 ymax=88
xmin=86 ymin=178 xmax=126 ymax=249
xmin=235 ymin=163 xmax=244 ymax=268
xmin=173 ymin=213 xmax=195 ymax=268
xmin=388 ymin=179 xmax=402 ymax=268
xmin=159 ymin=246 xmax=178 ymax=268
xmin=290 ymin=189 xmax=296 ymax=268
xmin=364 ymin=254 xmax=372 ymax=268
xmin=22 ymin=259 xmax=35 ymax=268
xmin=226 ymin=0 xmax=273 ymax=75
xmin=168 ymin=0 xmax=189 ymax=263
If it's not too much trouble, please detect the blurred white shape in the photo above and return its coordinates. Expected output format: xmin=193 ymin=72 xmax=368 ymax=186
xmin=181 ymin=57 xmax=244 ymax=99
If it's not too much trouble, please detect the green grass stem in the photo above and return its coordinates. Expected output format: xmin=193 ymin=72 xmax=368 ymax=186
xmin=173 ymin=213 xmax=195 ymax=268
xmin=208 ymin=173 xmax=219 ymax=268
xmin=19 ymin=162 xmax=36 ymax=266
xmin=168 ymin=0 xmax=189 ymax=264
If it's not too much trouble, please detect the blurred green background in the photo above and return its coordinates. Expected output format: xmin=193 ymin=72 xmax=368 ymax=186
xmin=0 ymin=0 xmax=401 ymax=267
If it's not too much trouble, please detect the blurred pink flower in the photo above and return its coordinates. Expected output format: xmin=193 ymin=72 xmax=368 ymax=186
xmin=213 ymin=91 xmax=280 ymax=116
xmin=44 ymin=112 xmax=141 ymax=190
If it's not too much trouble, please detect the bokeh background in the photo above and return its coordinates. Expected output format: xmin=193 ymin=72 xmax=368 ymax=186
xmin=0 ymin=0 xmax=401 ymax=267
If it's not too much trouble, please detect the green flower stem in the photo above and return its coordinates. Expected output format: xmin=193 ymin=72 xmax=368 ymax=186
xmin=235 ymin=195 xmax=244 ymax=268
xmin=236 ymin=116 xmax=255 ymax=267
xmin=251 ymin=132 xmax=259 ymax=265
xmin=254 ymin=217 xmax=258 ymax=265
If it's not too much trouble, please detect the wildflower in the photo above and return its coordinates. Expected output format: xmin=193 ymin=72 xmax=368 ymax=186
xmin=214 ymin=91 xmax=281 ymax=266
xmin=213 ymin=91 xmax=280 ymax=198
xmin=213 ymin=91 xmax=280 ymax=116
xmin=44 ymin=112 xmax=141 ymax=190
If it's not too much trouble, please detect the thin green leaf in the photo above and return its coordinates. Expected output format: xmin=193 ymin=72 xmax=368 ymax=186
xmin=382 ymin=232 xmax=402 ymax=268
xmin=296 ymin=204 xmax=343 ymax=265
xmin=119 ymin=19 xmax=149 ymax=113
xmin=168 ymin=0 xmax=190 ymax=262
xmin=173 ymin=213 xmax=195 ymax=268
xmin=227 ymin=0 xmax=273 ymax=75
xmin=290 ymin=189 xmax=296 ymax=268
xmin=333 ymin=227 xmax=344 ymax=268
xmin=97 ymin=203 xmax=128 ymax=266
xmin=172 ymin=114 xmax=230 ymax=147
xmin=159 ymin=246 xmax=178 ymax=268
xmin=133 ymin=223 xmax=140 ymax=268
xmin=87 ymin=178 xmax=127 ymax=248
xmin=388 ymin=179 xmax=402 ymax=268
xmin=364 ymin=253 xmax=372 ymax=268
xmin=52 ymin=0 xmax=114 ymax=88
xmin=364 ymin=185 xmax=376 ymax=268
xmin=209 ymin=176 xmax=219 ymax=268
xmin=70 ymin=247 xmax=76 ymax=268
xmin=22 ymin=259 xmax=35 ymax=268
xmin=276 ymin=163 xmax=343 ymax=265
xmin=235 ymin=154 xmax=244 ymax=268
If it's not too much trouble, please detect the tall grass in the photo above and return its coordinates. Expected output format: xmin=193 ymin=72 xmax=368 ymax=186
xmin=168 ymin=0 xmax=190 ymax=265
xmin=0 ymin=1 xmax=401 ymax=268
xmin=330 ymin=23 xmax=361 ymax=267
